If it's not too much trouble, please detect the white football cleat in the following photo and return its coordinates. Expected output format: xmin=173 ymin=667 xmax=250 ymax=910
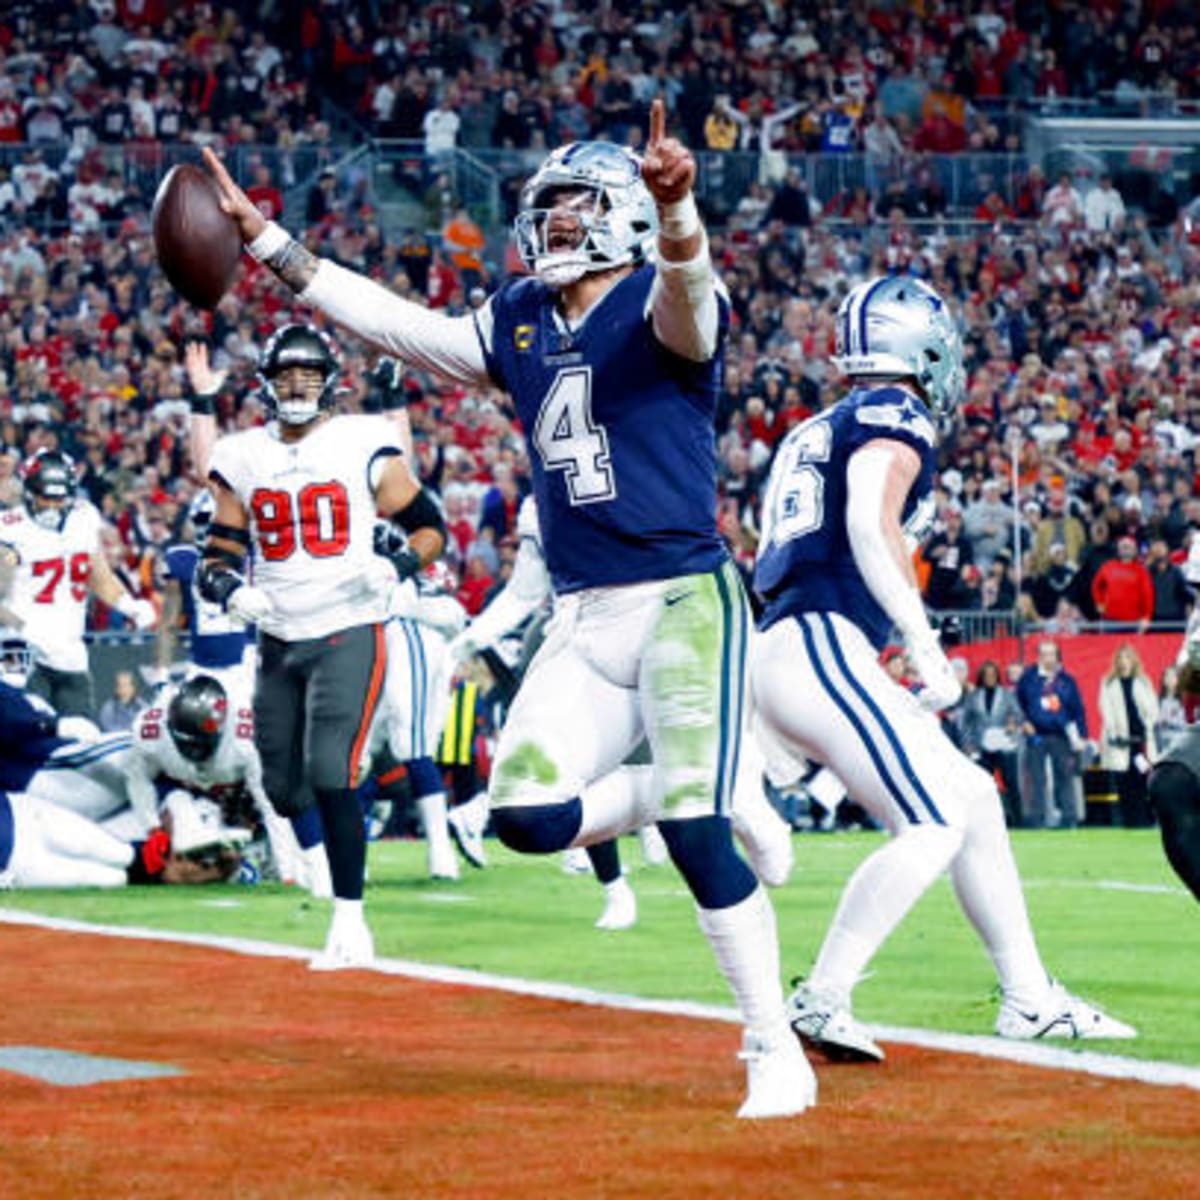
xmin=736 ymin=1027 xmax=818 ymax=1119
xmin=731 ymin=785 xmax=794 ymax=887
xmin=638 ymin=823 xmax=669 ymax=867
xmin=996 ymin=981 xmax=1138 ymax=1041
xmin=595 ymin=877 xmax=637 ymax=931
xmin=788 ymin=981 xmax=884 ymax=1063
xmin=309 ymin=911 xmax=375 ymax=972
xmin=447 ymin=793 xmax=489 ymax=869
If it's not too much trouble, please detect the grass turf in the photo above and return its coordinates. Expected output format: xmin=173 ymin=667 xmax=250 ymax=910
xmin=3 ymin=827 xmax=1196 ymax=1065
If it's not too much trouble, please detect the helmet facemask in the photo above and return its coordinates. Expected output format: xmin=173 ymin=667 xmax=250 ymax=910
xmin=514 ymin=143 xmax=657 ymax=288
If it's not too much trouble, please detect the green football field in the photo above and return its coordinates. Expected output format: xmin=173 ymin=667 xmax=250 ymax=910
xmin=3 ymin=828 xmax=1196 ymax=1065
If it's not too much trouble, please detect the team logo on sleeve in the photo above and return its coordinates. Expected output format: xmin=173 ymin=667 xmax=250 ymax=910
xmin=856 ymin=399 xmax=935 ymax=445
xmin=0 ymin=541 xmax=18 ymax=567
xmin=513 ymin=324 xmax=535 ymax=352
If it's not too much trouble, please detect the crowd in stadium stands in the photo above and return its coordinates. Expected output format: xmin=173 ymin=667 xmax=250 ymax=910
xmin=2 ymin=2 xmax=1200 ymax=831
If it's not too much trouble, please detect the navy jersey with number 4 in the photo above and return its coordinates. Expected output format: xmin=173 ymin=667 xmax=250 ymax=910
xmin=479 ymin=265 xmax=730 ymax=593
xmin=755 ymin=384 xmax=937 ymax=649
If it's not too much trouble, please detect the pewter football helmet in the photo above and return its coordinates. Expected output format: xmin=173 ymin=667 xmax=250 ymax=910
xmin=514 ymin=142 xmax=657 ymax=287
xmin=833 ymin=275 xmax=965 ymax=428
xmin=257 ymin=323 xmax=340 ymax=426
xmin=21 ymin=448 xmax=78 ymax=531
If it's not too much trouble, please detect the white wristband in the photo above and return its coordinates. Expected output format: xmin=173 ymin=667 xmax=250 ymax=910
xmin=658 ymin=195 xmax=700 ymax=241
xmin=115 ymin=593 xmax=137 ymax=618
xmin=246 ymin=221 xmax=290 ymax=263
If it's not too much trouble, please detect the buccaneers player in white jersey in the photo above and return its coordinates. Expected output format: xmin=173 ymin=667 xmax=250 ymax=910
xmin=0 ymin=449 xmax=155 ymax=716
xmin=199 ymin=324 xmax=445 ymax=970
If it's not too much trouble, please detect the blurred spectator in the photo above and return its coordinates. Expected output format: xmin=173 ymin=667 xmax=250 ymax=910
xmin=306 ymin=167 xmax=337 ymax=227
xmin=1091 ymin=534 xmax=1154 ymax=629
xmin=1084 ymin=174 xmax=1127 ymax=234
xmin=958 ymin=659 xmax=1023 ymax=827
xmin=962 ymin=478 xmax=1015 ymax=571
xmin=1017 ymin=640 xmax=1087 ymax=829
xmin=441 ymin=208 xmax=486 ymax=295
xmin=923 ymin=507 xmax=974 ymax=610
xmin=97 ymin=668 xmax=144 ymax=733
xmin=1157 ymin=665 xmax=1187 ymax=748
xmin=423 ymin=91 xmax=461 ymax=168
xmin=1030 ymin=483 xmax=1086 ymax=574
xmin=1147 ymin=538 xmax=1191 ymax=623
xmin=244 ymin=162 xmax=285 ymax=223
xmin=1098 ymin=643 xmax=1159 ymax=828
xmin=1025 ymin=541 xmax=1078 ymax=619
xmin=1042 ymin=172 xmax=1084 ymax=228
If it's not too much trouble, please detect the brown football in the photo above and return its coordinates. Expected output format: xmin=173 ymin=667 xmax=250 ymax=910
xmin=152 ymin=163 xmax=242 ymax=310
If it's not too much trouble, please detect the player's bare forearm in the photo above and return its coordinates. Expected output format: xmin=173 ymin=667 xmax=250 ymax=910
xmin=157 ymin=583 xmax=182 ymax=668
xmin=89 ymin=550 xmax=129 ymax=608
xmin=408 ymin=527 xmax=446 ymax=567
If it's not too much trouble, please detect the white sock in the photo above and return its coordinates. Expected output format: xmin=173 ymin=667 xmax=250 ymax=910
xmin=949 ymin=792 xmax=1050 ymax=1009
xmin=417 ymin=792 xmax=453 ymax=856
xmin=332 ymin=897 xmax=365 ymax=924
xmin=696 ymin=886 xmax=788 ymax=1041
xmin=575 ymin=765 xmax=657 ymax=844
xmin=812 ymin=824 xmax=962 ymax=999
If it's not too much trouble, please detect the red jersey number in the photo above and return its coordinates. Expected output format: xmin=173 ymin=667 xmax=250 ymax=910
xmin=31 ymin=552 xmax=91 ymax=604
xmin=251 ymin=482 xmax=351 ymax=562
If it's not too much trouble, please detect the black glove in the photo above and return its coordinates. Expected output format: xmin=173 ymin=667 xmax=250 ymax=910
xmin=373 ymin=521 xmax=421 ymax=581
xmin=368 ymin=358 xmax=407 ymax=412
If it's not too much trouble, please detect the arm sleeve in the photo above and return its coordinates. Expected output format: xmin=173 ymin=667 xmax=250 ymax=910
xmin=301 ymin=260 xmax=491 ymax=388
xmin=123 ymin=745 xmax=162 ymax=832
xmin=647 ymin=243 xmax=723 ymax=363
xmin=844 ymin=442 xmax=932 ymax=646
xmin=461 ymin=536 xmax=551 ymax=651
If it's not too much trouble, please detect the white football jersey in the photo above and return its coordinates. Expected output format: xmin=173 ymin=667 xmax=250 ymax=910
xmin=126 ymin=694 xmax=264 ymax=816
xmin=0 ymin=501 xmax=103 ymax=672
xmin=208 ymin=415 xmax=402 ymax=640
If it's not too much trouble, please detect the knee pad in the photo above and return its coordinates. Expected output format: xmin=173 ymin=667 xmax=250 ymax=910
xmin=407 ymin=756 xmax=444 ymax=799
xmin=492 ymin=798 xmax=583 ymax=855
xmin=658 ymin=814 xmax=757 ymax=909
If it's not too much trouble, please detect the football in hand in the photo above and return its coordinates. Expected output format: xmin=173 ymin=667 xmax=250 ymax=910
xmin=152 ymin=163 xmax=242 ymax=310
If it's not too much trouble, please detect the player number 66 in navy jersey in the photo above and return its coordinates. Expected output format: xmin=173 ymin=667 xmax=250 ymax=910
xmin=532 ymin=367 xmax=616 ymax=506
xmin=760 ymin=415 xmax=833 ymax=547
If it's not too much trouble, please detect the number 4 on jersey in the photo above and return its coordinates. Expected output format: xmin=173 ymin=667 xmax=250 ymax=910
xmin=533 ymin=368 xmax=615 ymax=505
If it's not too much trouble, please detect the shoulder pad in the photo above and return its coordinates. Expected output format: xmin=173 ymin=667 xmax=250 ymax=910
xmin=854 ymin=388 xmax=935 ymax=445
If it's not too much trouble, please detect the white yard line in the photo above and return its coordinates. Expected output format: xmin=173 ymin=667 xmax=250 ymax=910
xmin=3 ymin=906 xmax=1198 ymax=1092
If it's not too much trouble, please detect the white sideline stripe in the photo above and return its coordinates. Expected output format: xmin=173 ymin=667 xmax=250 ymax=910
xmin=1024 ymin=877 xmax=1190 ymax=897
xmin=3 ymin=907 xmax=1199 ymax=1093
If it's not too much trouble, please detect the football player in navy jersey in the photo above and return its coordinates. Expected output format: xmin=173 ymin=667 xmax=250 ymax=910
xmin=753 ymin=275 xmax=1136 ymax=1061
xmin=202 ymin=99 xmax=814 ymax=1119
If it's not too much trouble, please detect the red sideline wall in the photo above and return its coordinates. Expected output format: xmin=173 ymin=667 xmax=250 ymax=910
xmin=952 ymin=633 xmax=1180 ymax=739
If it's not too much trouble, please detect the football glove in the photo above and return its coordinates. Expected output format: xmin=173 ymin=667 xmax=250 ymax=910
xmin=906 ymin=632 xmax=962 ymax=713
xmin=227 ymin=584 xmax=274 ymax=624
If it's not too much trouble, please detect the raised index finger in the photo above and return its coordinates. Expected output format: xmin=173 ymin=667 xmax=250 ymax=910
xmin=647 ymin=97 xmax=665 ymax=149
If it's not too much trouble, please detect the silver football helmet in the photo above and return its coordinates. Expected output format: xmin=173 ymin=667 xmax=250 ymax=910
xmin=833 ymin=275 xmax=965 ymax=429
xmin=514 ymin=142 xmax=657 ymax=287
